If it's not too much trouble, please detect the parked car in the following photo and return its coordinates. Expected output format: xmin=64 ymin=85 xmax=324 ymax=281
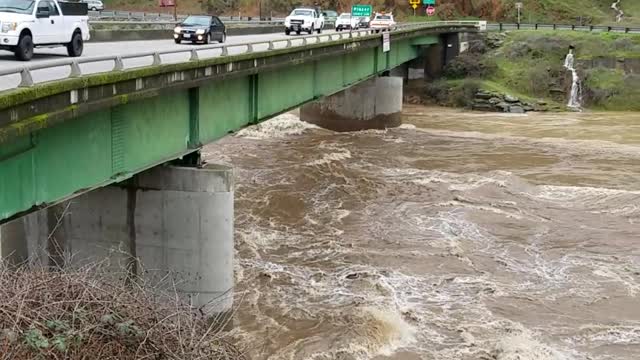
xmin=173 ymin=15 xmax=226 ymax=44
xmin=0 ymin=0 xmax=90 ymax=60
xmin=334 ymin=12 xmax=359 ymax=31
xmin=357 ymin=16 xmax=370 ymax=29
xmin=322 ymin=9 xmax=337 ymax=23
xmin=369 ymin=12 xmax=395 ymax=32
xmin=84 ymin=0 xmax=103 ymax=11
xmin=284 ymin=7 xmax=324 ymax=35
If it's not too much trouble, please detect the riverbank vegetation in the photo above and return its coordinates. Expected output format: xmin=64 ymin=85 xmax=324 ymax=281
xmin=412 ymin=30 xmax=640 ymax=112
xmin=0 ymin=262 xmax=242 ymax=359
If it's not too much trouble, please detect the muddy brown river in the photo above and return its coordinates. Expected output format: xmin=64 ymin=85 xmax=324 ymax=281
xmin=203 ymin=106 xmax=640 ymax=360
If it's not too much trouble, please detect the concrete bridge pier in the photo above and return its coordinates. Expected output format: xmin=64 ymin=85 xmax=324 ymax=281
xmin=300 ymin=76 xmax=404 ymax=131
xmin=0 ymin=163 xmax=234 ymax=315
xmin=421 ymin=33 xmax=461 ymax=80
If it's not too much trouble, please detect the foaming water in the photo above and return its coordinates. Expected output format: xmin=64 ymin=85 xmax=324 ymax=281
xmin=204 ymin=108 xmax=640 ymax=359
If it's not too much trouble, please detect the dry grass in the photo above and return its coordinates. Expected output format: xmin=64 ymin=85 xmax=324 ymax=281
xmin=0 ymin=260 xmax=244 ymax=360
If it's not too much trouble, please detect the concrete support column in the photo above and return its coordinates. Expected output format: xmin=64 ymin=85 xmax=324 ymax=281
xmin=388 ymin=64 xmax=408 ymax=81
xmin=0 ymin=218 xmax=28 ymax=266
xmin=424 ymin=39 xmax=444 ymax=81
xmin=407 ymin=53 xmax=427 ymax=80
xmin=424 ymin=33 xmax=461 ymax=81
xmin=0 ymin=163 xmax=234 ymax=314
xmin=134 ymin=164 xmax=234 ymax=313
xmin=300 ymin=76 xmax=403 ymax=132
xmin=443 ymin=33 xmax=461 ymax=65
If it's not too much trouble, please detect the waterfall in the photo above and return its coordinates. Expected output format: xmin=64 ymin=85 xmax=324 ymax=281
xmin=611 ymin=0 xmax=624 ymax=22
xmin=563 ymin=49 xmax=582 ymax=109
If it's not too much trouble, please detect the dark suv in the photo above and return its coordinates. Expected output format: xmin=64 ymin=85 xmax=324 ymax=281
xmin=173 ymin=15 xmax=226 ymax=44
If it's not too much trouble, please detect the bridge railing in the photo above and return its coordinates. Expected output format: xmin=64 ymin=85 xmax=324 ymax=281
xmin=89 ymin=20 xmax=286 ymax=29
xmin=487 ymin=22 xmax=640 ymax=33
xmin=0 ymin=21 xmax=482 ymax=92
xmin=88 ymin=10 xmax=285 ymax=22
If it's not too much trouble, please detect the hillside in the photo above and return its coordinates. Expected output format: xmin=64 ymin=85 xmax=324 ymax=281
xmin=412 ymin=30 xmax=640 ymax=111
xmin=103 ymin=0 xmax=639 ymax=25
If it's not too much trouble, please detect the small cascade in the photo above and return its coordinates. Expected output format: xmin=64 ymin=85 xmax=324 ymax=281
xmin=611 ymin=0 xmax=624 ymax=22
xmin=563 ymin=49 xmax=582 ymax=110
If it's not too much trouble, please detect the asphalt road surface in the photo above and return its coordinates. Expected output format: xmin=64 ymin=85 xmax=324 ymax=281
xmin=0 ymin=30 xmax=342 ymax=92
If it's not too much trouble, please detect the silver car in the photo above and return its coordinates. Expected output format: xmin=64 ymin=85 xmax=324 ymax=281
xmin=85 ymin=0 xmax=104 ymax=11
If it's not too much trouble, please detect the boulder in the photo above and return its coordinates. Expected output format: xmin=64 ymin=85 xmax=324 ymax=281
xmin=488 ymin=97 xmax=502 ymax=105
xmin=509 ymin=105 xmax=525 ymax=113
xmin=504 ymin=94 xmax=519 ymax=103
xmin=475 ymin=91 xmax=493 ymax=100
xmin=472 ymin=103 xmax=495 ymax=111
xmin=496 ymin=102 xmax=510 ymax=112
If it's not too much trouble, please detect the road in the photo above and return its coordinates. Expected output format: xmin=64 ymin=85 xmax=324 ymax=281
xmin=0 ymin=30 xmax=340 ymax=92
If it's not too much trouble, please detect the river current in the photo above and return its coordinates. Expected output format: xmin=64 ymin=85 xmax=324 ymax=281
xmin=203 ymin=106 xmax=640 ymax=360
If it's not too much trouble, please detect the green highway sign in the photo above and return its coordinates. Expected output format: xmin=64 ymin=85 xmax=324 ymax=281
xmin=352 ymin=4 xmax=372 ymax=17
xmin=423 ymin=0 xmax=435 ymax=4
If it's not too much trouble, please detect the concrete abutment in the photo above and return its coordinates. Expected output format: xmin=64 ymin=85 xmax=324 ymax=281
xmin=300 ymin=76 xmax=404 ymax=132
xmin=0 ymin=163 xmax=234 ymax=314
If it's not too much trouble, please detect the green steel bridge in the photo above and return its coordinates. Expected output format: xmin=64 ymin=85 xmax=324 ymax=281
xmin=0 ymin=22 xmax=483 ymax=224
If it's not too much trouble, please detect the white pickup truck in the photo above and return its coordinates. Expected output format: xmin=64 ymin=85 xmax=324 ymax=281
xmin=284 ymin=7 xmax=324 ymax=35
xmin=0 ymin=0 xmax=90 ymax=61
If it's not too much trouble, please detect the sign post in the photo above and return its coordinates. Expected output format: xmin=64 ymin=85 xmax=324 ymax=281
xmin=159 ymin=0 xmax=177 ymax=21
xmin=409 ymin=0 xmax=419 ymax=15
xmin=515 ymin=2 xmax=522 ymax=24
xmin=382 ymin=32 xmax=390 ymax=52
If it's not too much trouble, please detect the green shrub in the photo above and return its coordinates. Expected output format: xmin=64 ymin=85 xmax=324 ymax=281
xmin=449 ymin=80 xmax=480 ymax=108
xmin=443 ymin=52 xmax=497 ymax=79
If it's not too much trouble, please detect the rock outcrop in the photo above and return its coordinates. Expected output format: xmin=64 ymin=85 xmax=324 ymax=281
xmin=471 ymin=90 xmax=549 ymax=113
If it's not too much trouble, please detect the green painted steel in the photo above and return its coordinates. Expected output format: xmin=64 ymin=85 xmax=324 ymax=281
xmin=411 ymin=35 xmax=439 ymax=45
xmin=0 ymin=34 xmax=443 ymax=222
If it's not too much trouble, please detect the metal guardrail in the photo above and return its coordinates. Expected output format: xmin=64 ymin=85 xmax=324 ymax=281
xmin=487 ymin=22 xmax=640 ymax=33
xmin=88 ymin=10 xmax=284 ymax=22
xmin=0 ymin=21 xmax=483 ymax=92
xmin=90 ymin=20 xmax=286 ymax=28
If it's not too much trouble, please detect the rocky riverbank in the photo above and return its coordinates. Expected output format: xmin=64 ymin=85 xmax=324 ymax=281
xmin=471 ymin=91 xmax=553 ymax=113
xmin=409 ymin=31 xmax=640 ymax=112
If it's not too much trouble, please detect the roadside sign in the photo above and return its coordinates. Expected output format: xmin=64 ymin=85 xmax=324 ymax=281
xmin=423 ymin=0 xmax=435 ymax=4
xmin=352 ymin=4 xmax=372 ymax=17
xmin=426 ymin=5 xmax=435 ymax=16
xmin=382 ymin=32 xmax=390 ymax=52
xmin=411 ymin=3 xmax=417 ymax=9
xmin=515 ymin=2 xmax=523 ymax=9
xmin=159 ymin=0 xmax=175 ymax=6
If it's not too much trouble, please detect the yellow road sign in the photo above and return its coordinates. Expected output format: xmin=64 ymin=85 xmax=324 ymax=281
xmin=409 ymin=0 xmax=420 ymax=4
xmin=411 ymin=3 xmax=417 ymax=8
